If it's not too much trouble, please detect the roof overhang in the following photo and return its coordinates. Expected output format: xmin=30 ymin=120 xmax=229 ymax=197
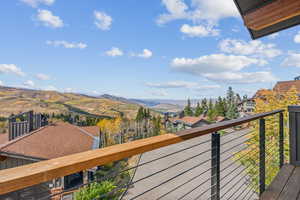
xmin=233 ymin=0 xmax=300 ymax=39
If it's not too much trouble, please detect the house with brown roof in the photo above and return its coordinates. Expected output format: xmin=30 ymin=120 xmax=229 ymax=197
xmin=273 ymin=79 xmax=300 ymax=94
xmin=0 ymin=120 xmax=100 ymax=192
xmin=166 ymin=116 xmax=210 ymax=132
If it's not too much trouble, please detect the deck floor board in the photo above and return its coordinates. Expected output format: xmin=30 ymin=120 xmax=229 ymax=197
xmin=261 ymin=164 xmax=300 ymax=200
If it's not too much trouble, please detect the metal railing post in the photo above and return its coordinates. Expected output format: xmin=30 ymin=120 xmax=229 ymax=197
xmin=259 ymin=118 xmax=266 ymax=195
xmin=211 ymin=132 xmax=220 ymax=200
xmin=279 ymin=112 xmax=284 ymax=168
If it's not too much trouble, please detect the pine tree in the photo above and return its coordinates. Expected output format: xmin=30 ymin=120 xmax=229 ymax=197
xmin=195 ymin=102 xmax=203 ymax=117
xmin=184 ymin=99 xmax=193 ymax=116
xmin=215 ymin=96 xmax=226 ymax=117
xmin=201 ymin=98 xmax=208 ymax=114
xmin=207 ymin=99 xmax=216 ymax=121
xmin=226 ymin=87 xmax=238 ymax=119
xmin=227 ymin=86 xmax=235 ymax=105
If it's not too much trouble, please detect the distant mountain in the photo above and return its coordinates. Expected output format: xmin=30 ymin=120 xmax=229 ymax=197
xmin=99 ymin=94 xmax=132 ymax=103
xmin=98 ymin=95 xmax=187 ymax=113
xmin=0 ymin=87 xmax=140 ymax=119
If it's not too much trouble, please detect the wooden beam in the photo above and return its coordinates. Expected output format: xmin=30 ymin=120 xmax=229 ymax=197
xmin=0 ymin=109 xmax=283 ymax=195
xmin=244 ymin=0 xmax=300 ymax=31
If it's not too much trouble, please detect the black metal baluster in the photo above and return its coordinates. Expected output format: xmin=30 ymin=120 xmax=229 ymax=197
xmin=211 ymin=132 xmax=220 ymax=200
xmin=279 ymin=112 xmax=284 ymax=168
xmin=259 ymin=118 xmax=266 ymax=195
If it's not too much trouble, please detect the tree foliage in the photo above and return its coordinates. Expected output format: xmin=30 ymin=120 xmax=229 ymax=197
xmin=235 ymin=86 xmax=299 ymax=189
xmin=75 ymin=181 xmax=117 ymax=200
xmin=184 ymin=99 xmax=193 ymax=116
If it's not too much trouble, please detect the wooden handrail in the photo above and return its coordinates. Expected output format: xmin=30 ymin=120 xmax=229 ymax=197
xmin=0 ymin=109 xmax=284 ymax=195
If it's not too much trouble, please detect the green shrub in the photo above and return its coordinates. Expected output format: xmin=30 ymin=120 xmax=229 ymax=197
xmin=75 ymin=181 xmax=117 ymax=200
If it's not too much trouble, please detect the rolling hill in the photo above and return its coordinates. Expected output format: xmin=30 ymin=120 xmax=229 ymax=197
xmin=0 ymin=87 xmax=141 ymax=119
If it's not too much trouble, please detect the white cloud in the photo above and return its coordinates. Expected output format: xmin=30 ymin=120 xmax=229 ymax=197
xmin=203 ymin=71 xmax=277 ymax=84
xmin=294 ymin=32 xmax=300 ymax=43
xmin=23 ymin=80 xmax=35 ymax=88
xmin=105 ymin=47 xmax=123 ymax=57
xmin=0 ymin=64 xmax=25 ymax=76
xmin=151 ymin=89 xmax=168 ymax=97
xmin=180 ymin=24 xmax=219 ymax=37
xmin=219 ymin=39 xmax=282 ymax=58
xmin=46 ymin=40 xmax=87 ymax=49
xmin=281 ymin=52 xmax=300 ymax=67
xmin=21 ymin=0 xmax=55 ymax=7
xmin=147 ymin=81 xmax=220 ymax=91
xmin=171 ymin=54 xmax=259 ymax=75
xmin=94 ymin=11 xmax=112 ymax=31
xmin=64 ymin=88 xmax=76 ymax=93
xmin=0 ymin=81 xmax=3 ymax=86
xmin=268 ymin=33 xmax=279 ymax=39
xmin=131 ymin=49 xmax=153 ymax=58
xmin=37 ymin=9 xmax=63 ymax=28
xmin=45 ymin=85 xmax=58 ymax=91
xmin=147 ymin=81 xmax=198 ymax=88
xmin=193 ymin=85 xmax=221 ymax=90
xmin=36 ymin=73 xmax=50 ymax=80
xmin=157 ymin=0 xmax=239 ymax=24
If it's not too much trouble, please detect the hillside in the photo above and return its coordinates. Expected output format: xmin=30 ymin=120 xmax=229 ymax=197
xmin=0 ymin=87 xmax=140 ymax=119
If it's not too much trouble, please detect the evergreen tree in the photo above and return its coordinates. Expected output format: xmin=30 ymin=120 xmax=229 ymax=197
xmin=195 ymin=102 xmax=203 ymax=117
xmin=207 ymin=99 xmax=216 ymax=121
xmin=215 ymin=96 xmax=226 ymax=117
xmin=227 ymin=86 xmax=235 ymax=105
xmin=225 ymin=87 xmax=239 ymax=119
xmin=201 ymin=98 xmax=208 ymax=114
xmin=184 ymin=99 xmax=193 ymax=116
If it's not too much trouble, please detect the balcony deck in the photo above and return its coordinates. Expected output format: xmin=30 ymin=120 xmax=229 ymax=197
xmin=261 ymin=164 xmax=300 ymax=200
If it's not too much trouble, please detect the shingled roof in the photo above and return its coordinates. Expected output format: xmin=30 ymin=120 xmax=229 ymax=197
xmin=0 ymin=122 xmax=100 ymax=160
xmin=273 ymin=80 xmax=300 ymax=94
xmin=170 ymin=116 xmax=208 ymax=126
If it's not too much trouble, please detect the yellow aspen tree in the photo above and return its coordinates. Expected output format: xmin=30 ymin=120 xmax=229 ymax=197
xmin=235 ymin=86 xmax=299 ymax=189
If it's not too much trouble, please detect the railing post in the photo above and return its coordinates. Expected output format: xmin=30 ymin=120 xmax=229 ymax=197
xmin=259 ymin=118 xmax=266 ymax=195
xmin=211 ymin=132 xmax=220 ymax=200
xmin=288 ymin=106 xmax=300 ymax=166
xmin=279 ymin=112 xmax=284 ymax=168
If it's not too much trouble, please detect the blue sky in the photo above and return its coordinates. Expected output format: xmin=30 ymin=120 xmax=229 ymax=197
xmin=1 ymin=0 xmax=300 ymax=99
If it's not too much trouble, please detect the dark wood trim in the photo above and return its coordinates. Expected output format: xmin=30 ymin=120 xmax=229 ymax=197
xmin=244 ymin=0 xmax=300 ymax=31
xmin=0 ymin=110 xmax=283 ymax=195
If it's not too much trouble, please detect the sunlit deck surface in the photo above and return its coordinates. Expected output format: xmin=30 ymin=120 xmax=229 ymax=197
xmin=261 ymin=165 xmax=300 ymax=200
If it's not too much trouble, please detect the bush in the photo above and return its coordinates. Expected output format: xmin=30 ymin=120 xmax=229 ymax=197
xmin=75 ymin=181 xmax=117 ymax=200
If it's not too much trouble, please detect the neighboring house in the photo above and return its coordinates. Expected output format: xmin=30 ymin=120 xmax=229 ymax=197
xmin=0 ymin=121 xmax=100 ymax=198
xmin=166 ymin=116 xmax=210 ymax=132
xmin=273 ymin=79 xmax=300 ymax=94
xmin=237 ymin=98 xmax=255 ymax=117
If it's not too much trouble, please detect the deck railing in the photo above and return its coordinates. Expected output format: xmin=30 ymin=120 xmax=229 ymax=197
xmin=0 ymin=109 xmax=285 ymax=200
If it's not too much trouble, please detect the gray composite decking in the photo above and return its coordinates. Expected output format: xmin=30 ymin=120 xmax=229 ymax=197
xmin=123 ymin=129 xmax=258 ymax=200
xmin=261 ymin=164 xmax=300 ymax=200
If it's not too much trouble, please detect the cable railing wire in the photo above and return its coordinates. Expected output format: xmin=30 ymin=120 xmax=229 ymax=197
xmin=221 ymin=131 xmax=254 ymax=146
xmin=156 ymin=166 xmax=212 ymax=200
xmin=47 ymin=125 xmax=279 ymax=200
xmin=129 ymin=157 xmax=213 ymax=200
xmin=220 ymin=136 xmax=255 ymax=155
xmin=97 ymin=149 xmax=216 ymax=199
xmin=45 ymin=139 xmax=212 ymax=199
xmin=219 ymin=164 xmax=257 ymax=199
